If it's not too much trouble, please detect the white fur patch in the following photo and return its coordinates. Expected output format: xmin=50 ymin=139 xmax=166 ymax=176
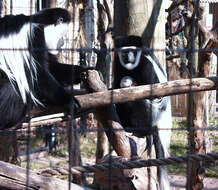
xmin=0 ymin=23 xmax=39 ymax=104
xmin=145 ymin=54 xmax=167 ymax=83
xmin=44 ymin=23 xmax=69 ymax=55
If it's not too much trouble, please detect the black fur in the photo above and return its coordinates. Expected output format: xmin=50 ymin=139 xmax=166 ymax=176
xmin=114 ymin=35 xmax=165 ymax=137
xmin=31 ymin=8 xmax=71 ymax=25
xmin=114 ymin=35 xmax=172 ymax=190
xmin=115 ymin=35 xmax=142 ymax=48
xmin=0 ymin=8 xmax=83 ymax=129
xmin=0 ymin=14 xmax=29 ymax=37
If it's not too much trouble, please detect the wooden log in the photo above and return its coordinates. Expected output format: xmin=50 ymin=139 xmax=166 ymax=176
xmin=76 ymin=74 xmax=218 ymax=111
xmin=2 ymin=73 xmax=217 ymax=132
xmin=6 ymin=73 xmax=217 ymax=131
xmin=84 ymin=69 xmax=147 ymax=158
xmin=0 ymin=161 xmax=92 ymax=190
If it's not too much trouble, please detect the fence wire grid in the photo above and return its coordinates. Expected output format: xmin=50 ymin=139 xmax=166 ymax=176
xmin=0 ymin=1 xmax=217 ymax=190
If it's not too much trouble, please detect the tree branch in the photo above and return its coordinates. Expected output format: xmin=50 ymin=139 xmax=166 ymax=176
xmin=76 ymin=73 xmax=218 ymax=111
xmin=84 ymin=70 xmax=147 ymax=158
xmin=7 ymin=72 xmax=218 ymax=133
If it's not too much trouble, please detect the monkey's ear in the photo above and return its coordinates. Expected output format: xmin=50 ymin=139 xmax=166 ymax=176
xmin=114 ymin=35 xmax=142 ymax=48
xmin=30 ymin=8 xmax=71 ymax=25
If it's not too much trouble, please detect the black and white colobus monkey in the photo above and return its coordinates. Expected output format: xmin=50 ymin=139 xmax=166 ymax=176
xmin=114 ymin=35 xmax=172 ymax=190
xmin=0 ymin=8 xmax=84 ymax=129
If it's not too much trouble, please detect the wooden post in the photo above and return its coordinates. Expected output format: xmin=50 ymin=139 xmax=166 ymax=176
xmin=187 ymin=42 xmax=217 ymax=190
xmin=186 ymin=1 xmax=217 ymax=189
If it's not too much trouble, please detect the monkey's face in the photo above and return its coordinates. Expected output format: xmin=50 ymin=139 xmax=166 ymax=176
xmin=118 ymin=46 xmax=142 ymax=70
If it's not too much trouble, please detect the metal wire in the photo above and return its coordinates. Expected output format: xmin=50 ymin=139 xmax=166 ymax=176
xmin=200 ymin=0 xmax=218 ymax=3
xmin=0 ymin=1 xmax=217 ymax=190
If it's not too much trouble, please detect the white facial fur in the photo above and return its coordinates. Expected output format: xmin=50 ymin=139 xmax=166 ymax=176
xmin=44 ymin=23 xmax=69 ymax=55
xmin=118 ymin=46 xmax=142 ymax=70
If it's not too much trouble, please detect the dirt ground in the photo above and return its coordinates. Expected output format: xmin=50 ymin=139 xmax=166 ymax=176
xmin=169 ymin=175 xmax=218 ymax=190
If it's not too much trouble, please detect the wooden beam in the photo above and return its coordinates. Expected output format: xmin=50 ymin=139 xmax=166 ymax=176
xmin=5 ymin=72 xmax=217 ymax=131
xmin=6 ymin=71 xmax=217 ymax=132
xmin=0 ymin=161 xmax=92 ymax=190
xmin=76 ymin=72 xmax=218 ymax=111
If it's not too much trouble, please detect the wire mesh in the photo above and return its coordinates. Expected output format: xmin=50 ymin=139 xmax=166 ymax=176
xmin=0 ymin=0 xmax=217 ymax=190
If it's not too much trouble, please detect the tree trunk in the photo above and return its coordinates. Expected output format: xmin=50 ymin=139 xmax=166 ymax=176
xmin=188 ymin=39 xmax=215 ymax=190
xmin=114 ymin=0 xmax=167 ymax=67
xmin=186 ymin=1 xmax=217 ymax=189
xmin=49 ymin=0 xmax=57 ymax=8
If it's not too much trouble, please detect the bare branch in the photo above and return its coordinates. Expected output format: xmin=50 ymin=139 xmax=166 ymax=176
xmin=76 ymin=71 xmax=218 ymax=111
